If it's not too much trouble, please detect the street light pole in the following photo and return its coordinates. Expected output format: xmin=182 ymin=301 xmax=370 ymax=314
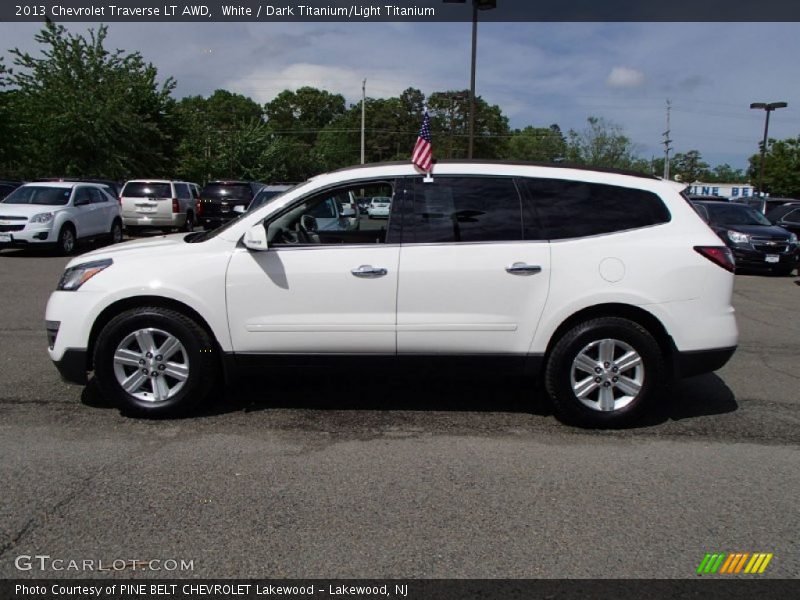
xmin=468 ymin=2 xmax=478 ymax=159
xmin=444 ymin=0 xmax=497 ymax=159
xmin=750 ymin=101 xmax=788 ymax=196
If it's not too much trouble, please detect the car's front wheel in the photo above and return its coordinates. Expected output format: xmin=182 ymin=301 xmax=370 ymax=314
xmin=109 ymin=219 xmax=123 ymax=245
xmin=93 ymin=306 xmax=219 ymax=416
xmin=56 ymin=224 xmax=76 ymax=255
xmin=544 ymin=317 xmax=666 ymax=428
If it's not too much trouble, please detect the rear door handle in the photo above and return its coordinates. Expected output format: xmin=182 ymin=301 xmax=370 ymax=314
xmin=505 ymin=262 xmax=542 ymax=275
xmin=351 ymin=265 xmax=388 ymax=278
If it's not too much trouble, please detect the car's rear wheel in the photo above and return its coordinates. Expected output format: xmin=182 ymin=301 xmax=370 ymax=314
xmin=544 ymin=317 xmax=666 ymax=428
xmin=56 ymin=224 xmax=76 ymax=255
xmin=93 ymin=306 xmax=219 ymax=416
xmin=183 ymin=212 xmax=195 ymax=232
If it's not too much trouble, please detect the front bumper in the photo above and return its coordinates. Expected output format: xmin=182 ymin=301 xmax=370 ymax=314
xmin=52 ymin=348 xmax=89 ymax=384
xmin=730 ymin=245 xmax=799 ymax=270
xmin=0 ymin=225 xmax=55 ymax=246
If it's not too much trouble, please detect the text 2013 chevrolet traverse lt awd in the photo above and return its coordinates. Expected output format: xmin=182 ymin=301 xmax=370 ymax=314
xmin=45 ymin=162 xmax=738 ymax=427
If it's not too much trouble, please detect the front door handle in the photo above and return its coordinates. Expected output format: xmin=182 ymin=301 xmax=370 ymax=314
xmin=351 ymin=265 xmax=388 ymax=278
xmin=505 ymin=262 xmax=542 ymax=275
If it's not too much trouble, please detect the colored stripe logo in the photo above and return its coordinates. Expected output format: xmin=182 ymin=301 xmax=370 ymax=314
xmin=697 ymin=552 xmax=773 ymax=574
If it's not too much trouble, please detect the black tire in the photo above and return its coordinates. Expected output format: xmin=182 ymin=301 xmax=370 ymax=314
xmin=56 ymin=224 xmax=77 ymax=255
xmin=183 ymin=212 xmax=195 ymax=232
xmin=544 ymin=317 xmax=667 ymax=428
xmin=125 ymin=225 xmax=141 ymax=236
xmin=93 ymin=306 xmax=219 ymax=417
xmin=109 ymin=219 xmax=123 ymax=245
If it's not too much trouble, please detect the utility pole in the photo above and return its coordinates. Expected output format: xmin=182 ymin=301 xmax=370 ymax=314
xmin=750 ymin=101 xmax=787 ymax=196
xmin=662 ymin=100 xmax=672 ymax=180
xmin=360 ymin=79 xmax=366 ymax=164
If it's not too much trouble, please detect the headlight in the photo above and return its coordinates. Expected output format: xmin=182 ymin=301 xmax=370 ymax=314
xmin=727 ymin=230 xmax=750 ymax=244
xmin=30 ymin=212 xmax=55 ymax=224
xmin=57 ymin=259 xmax=113 ymax=291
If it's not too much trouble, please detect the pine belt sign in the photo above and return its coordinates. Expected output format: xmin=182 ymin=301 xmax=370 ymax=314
xmin=685 ymin=183 xmax=758 ymax=198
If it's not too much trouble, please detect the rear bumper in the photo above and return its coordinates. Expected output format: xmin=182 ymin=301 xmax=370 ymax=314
xmin=52 ymin=348 xmax=88 ymax=385
xmin=123 ymin=214 xmax=185 ymax=228
xmin=675 ymin=346 xmax=736 ymax=378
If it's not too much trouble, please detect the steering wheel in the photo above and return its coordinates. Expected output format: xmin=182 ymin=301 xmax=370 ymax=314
xmin=297 ymin=214 xmax=318 ymax=244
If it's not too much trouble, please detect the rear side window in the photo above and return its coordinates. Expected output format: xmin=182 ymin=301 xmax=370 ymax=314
xmin=522 ymin=178 xmax=670 ymax=240
xmin=122 ymin=182 xmax=172 ymax=198
xmin=407 ymin=177 xmax=522 ymax=243
xmin=89 ymin=188 xmax=108 ymax=203
xmin=200 ymin=183 xmax=253 ymax=201
xmin=175 ymin=183 xmax=191 ymax=199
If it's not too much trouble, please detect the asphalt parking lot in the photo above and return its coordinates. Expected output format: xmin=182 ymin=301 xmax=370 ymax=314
xmin=0 ymin=242 xmax=798 ymax=579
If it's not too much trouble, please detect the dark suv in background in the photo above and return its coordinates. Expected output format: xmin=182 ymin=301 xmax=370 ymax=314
xmin=197 ymin=181 xmax=265 ymax=229
xmin=766 ymin=203 xmax=800 ymax=238
xmin=0 ymin=180 xmax=23 ymax=200
xmin=692 ymin=200 xmax=799 ymax=275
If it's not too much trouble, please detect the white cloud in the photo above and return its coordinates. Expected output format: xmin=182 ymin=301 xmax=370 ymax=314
xmin=606 ymin=66 xmax=646 ymax=88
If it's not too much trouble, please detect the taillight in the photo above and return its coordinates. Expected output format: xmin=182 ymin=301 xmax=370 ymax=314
xmin=172 ymin=198 xmax=179 ymax=213
xmin=195 ymin=199 xmax=202 ymax=217
xmin=694 ymin=246 xmax=735 ymax=273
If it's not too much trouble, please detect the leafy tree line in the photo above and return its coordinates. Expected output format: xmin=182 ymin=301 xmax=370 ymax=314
xmin=1 ymin=22 xmax=796 ymax=197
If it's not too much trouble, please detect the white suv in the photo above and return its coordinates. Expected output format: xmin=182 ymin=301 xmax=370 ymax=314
xmin=45 ymin=162 xmax=738 ymax=426
xmin=120 ymin=179 xmax=198 ymax=234
xmin=0 ymin=182 xmax=123 ymax=255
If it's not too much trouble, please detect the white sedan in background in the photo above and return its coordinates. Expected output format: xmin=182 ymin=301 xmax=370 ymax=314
xmin=367 ymin=196 xmax=392 ymax=219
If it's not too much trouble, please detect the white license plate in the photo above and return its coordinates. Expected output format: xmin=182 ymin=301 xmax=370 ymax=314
xmin=765 ymin=255 xmax=780 ymax=263
xmin=137 ymin=206 xmax=157 ymax=214
xmin=0 ymin=233 xmax=11 ymax=243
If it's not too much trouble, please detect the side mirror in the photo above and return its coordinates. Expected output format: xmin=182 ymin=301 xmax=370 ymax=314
xmin=340 ymin=205 xmax=356 ymax=218
xmin=243 ymin=224 xmax=268 ymax=251
xmin=233 ymin=205 xmax=246 ymax=214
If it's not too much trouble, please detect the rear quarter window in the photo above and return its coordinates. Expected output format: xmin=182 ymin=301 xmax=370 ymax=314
xmin=522 ymin=178 xmax=671 ymax=240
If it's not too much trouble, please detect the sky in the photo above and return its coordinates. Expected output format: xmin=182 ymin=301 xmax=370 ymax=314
xmin=2 ymin=20 xmax=800 ymax=172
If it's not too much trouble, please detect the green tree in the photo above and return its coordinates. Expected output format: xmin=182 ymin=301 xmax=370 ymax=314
xmin=672 ymin=150 xmax=710 ymax=183
xmin=706 ymin=163 xmax=746 ymax=183
xmin=506 ymin=125 xmax=566 ymax=162
xmin=427 ymin=90 xmax=509 ymax=159
xmin=747 ymin=137 xmax=800 ymax=197
xmin=8 ymin=22 xmax=177 ymax=179
xmin=566 ymin=116 xmax=641 ymax=169
xmin=174 ymin=90 xmax=264 ymax=182
xmin=265 ymin=87 xmax=346 ymax=146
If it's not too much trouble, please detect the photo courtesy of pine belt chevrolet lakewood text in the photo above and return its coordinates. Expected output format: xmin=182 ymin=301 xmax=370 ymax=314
xmin=44 ymin=161 xmax=739 ymax=427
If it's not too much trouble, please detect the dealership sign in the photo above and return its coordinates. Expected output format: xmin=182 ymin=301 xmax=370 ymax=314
xmin=685 ymin=182 xmax=758 ymax=198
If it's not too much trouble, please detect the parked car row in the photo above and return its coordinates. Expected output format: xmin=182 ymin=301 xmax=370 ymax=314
xmin=0 ymin=178 xmax=288 ymax=255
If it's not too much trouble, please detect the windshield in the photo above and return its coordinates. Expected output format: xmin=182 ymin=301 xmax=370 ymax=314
xmin=122 ymin=182 xmax=172 ymax=198
xmin=706 ymin=203 xmax=772 ymax=226
xmin=187 ymin=182 xmax=306 ymax=243
xmin=249 ymin=190 xmax=285 ymax=212
xmin=2 ymin=186 xmax=71 ymax=206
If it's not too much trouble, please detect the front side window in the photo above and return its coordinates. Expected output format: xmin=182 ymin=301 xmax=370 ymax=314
xmin=73 ymin=187 xmax=93 ymax=206
xmin=266 ymin=180 xmax=395 ymax=246
xmin=406 ymin=177 xmax=523 ymax=243
xmin=523 ymin=178 xmax=671 ymax=240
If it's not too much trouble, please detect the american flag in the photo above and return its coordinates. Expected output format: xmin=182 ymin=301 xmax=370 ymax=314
xmin=411 ymin=110 xmax=433 ymax=172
